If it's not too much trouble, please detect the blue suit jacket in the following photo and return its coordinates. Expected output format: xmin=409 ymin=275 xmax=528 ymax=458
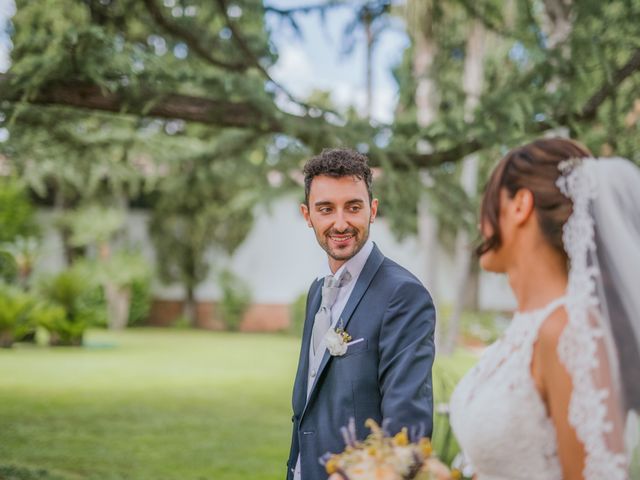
xmin=286 ymin=244 xmax=436 ymax=479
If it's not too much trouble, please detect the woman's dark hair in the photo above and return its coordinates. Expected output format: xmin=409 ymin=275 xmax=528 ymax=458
xmin=303 ymin=148 xmax=373 ymax=205
xmin=476 ymin=138 xmax=593 ymax=257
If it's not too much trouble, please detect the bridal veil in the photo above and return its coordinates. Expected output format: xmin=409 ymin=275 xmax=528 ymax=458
xmin=557 ymin=156 xmax=640 ymax=479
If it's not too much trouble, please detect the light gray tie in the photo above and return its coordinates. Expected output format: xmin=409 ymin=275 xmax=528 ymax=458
xmin=311 ymin=271 xmax=352 ymax=355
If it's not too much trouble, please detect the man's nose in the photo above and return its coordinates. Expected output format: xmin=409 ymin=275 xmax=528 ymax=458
xmin=333 ymin=210 xmax=349 ymax=231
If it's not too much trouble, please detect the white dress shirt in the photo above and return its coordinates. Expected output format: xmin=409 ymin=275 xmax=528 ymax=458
xmin=294 ymin=240 xmax=374 ymax=480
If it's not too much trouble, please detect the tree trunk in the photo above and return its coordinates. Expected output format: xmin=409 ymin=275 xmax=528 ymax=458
xmin=442 ymin=20 xmax=486 ymax=356
xmin=418 ymin=184 xmax=439 ymax=300
xmin=413 ymin=33 xmax=438 ymax=130
xmin=365 ymin=18 xmax=373 ymax=119
xmin=105 ymin=284 xmax=131 ymax=330
xmin=409 ymin=0 xmax=441 ymax=346
xmin=183 ymin=284 xmax=197 ymax=327
xmin=98 ymin=241 xmax=128 ymax=330
xmin=54 ymin=187 xmax=82 ymax=266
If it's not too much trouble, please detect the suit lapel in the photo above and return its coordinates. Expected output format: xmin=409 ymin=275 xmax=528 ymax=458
xmin=301 ymin=245 xmax=385 ymax=418
xmin=292 ymin=279 xmax=322 ymax=416
xmin=335 ymin=244 xmax=384 ymax=333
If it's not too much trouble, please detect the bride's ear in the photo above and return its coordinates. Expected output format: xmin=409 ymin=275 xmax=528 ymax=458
xmin=513 ymin=188 xmax=535 ymax=225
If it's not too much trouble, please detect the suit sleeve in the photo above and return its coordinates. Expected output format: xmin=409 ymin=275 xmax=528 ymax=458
xmin=378 ymin=279 xmax=436 ymax=437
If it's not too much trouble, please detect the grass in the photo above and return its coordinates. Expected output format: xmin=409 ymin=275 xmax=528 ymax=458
xmin=0 ymin=329 xmax=477 ymax=480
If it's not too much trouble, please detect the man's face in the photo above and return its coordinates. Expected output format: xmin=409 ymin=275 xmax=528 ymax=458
xmin=301 ymin=175 xmax=378 ymax=271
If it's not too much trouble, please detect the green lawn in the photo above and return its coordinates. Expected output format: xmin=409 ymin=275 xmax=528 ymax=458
xmin=0 ymin=329 xmax=476 ymax=480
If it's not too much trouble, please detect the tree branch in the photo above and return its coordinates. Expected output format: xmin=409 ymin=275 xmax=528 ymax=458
xmin=215 ymin=0 xmax=338 ymax=118
xmin=0 ymin=76 xmax=280 ymax=132
xmin=408 ymin=48 xmax=640 ymax=166
xmin=456 ymin=0 xmax=521 ymax=41
xmin=264 ymin=1 xmax=345 ymax=16
xmin=579 ymin=48 xmax=640 ymax=120
xmin=3 ymin=48 xmax=639 ymax=169
xmin=141 ymin=0 xmax=248 ymax=72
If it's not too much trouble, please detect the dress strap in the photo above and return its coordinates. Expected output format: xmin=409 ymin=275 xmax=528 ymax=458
xmin=541 ymin=296 xmax=567 ymax=317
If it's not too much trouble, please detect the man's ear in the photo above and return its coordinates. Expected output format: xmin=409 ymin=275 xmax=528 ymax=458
xmin=513 ymin=189 xmax=535 ymax=225
xmin=300 ymin=203 xmax=312 ymax=228
xmin=370 ymin=198 xmax=379 ymax=223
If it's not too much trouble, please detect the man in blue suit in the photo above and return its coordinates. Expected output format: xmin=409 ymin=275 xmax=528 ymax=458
xmin=287 ymin=148 xmax=436 ymax=480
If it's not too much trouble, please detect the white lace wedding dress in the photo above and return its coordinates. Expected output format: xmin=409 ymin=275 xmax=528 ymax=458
xmin=449 ymin=297 xmax=567 ymax=480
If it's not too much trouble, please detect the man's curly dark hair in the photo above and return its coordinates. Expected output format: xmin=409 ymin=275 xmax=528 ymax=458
xmin=303 ymin=148 xmax=373 ymax=205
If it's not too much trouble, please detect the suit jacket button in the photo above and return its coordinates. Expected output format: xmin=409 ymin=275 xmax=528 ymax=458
xmin=311 ymin=369 xmax=317 ymax=377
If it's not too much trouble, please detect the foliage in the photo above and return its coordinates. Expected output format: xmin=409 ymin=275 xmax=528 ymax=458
xmin=78 ymin=276 xmax=151 ymax=328
xmin=127 ymin=277 xmax=152 ymax=326
xmin=0 ymin=176 xmax=40 ymax=285
xmin=96 ymin=250 xmax=152 ymax=289
xmin=57 ymin=205 xmax=152 ymax=329
xmin=37 ymin=267 xmax=99 ymax=345
xmin=0 ymin=176 xmax=39 ymax=244
xmin=79 ymin=284 xmax=109 ymax=328
xmin=59 ymin=205 xmax=125 ymax=247
xmin=0 ymin=284 xmax=37 ymax=348
xmin=0 ymin=250 xmax=19 ymax=284
xmin=387 ymin=0 xmax=640 ymax=240
xmin=217 ymin=269 xmax=252 ymax=331
xmin=149 ymin=133 xmax=271 ymax=323
xmin=1 ymin=236 xmax=41 ymax=288
xmin=437 ymin=304 xmax=506 ymax=346
xmin=289 ymin=291 xmax=308 ymax=337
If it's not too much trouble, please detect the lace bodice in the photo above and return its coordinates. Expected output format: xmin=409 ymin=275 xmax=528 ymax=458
xmin=449 ymin=298 xmax=566 ymax=480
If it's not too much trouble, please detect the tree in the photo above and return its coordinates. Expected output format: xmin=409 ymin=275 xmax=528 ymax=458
xmin=148 ymin=130 xmax=271 ymax=325
xmin=3 ymin=1 xmax=638 ymax=170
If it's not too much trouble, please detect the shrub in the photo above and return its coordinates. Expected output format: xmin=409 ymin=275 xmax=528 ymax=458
xmin=127 ymin=277 xmax=152 ymax=326
xmin=0 ymin=177 xmax=38 ymax=244
xmin=37 ymin=268 xmax=98 ymax=346
xmin=0 ymin=250 xmax=18 ymax=285
xmin=0 ymin=285 xmax=37 ymax=348
xmin=78 ymin=284 xmax=108 ymax=328
xmin=289 ymin=292 xmax=307 ymax=337
xmin=217 ymin=270 xmax=251 ymax=331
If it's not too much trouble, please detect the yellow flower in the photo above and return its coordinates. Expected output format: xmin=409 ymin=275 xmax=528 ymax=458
xmin=419 ymin=438 xmax=432 ymax=457
xmin=451 ymin=468 xmax=462 ymax=479
xmin=325 ymin=456 xmax=339 ymax=474
xmin=392 ymin=428 xmax=409 ymax=446
xmin=364 ymin=419 xmax=380 ymax=431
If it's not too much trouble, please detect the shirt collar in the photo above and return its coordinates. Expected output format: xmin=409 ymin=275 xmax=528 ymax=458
xmin=317 ymin=239 xmax=374 ymax=283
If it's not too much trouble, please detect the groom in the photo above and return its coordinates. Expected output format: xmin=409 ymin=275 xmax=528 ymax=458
xmin=287 ymin=148 xmax=436 ymax=480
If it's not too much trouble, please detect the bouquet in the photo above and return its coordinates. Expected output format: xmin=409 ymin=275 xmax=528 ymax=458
xmin=323 ymin=419 xmax=459 ymax=480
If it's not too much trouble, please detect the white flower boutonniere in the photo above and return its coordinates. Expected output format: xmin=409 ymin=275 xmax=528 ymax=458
xmin=324 ymin=326 xmax=352 ymax=356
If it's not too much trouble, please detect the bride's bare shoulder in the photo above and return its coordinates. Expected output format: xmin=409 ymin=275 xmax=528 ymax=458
xmin=537 ymin=305 xmax=569 ymax=352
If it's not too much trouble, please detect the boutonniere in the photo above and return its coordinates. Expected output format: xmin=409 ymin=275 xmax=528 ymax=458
xmin=324 ymin=319 xmax=366 ymax=357
xmin=324 ymin=321 xmax=352 ymax=356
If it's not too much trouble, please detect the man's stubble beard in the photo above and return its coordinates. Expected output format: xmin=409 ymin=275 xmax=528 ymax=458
xmin=312 ymin=221 xmax=371 ymax=263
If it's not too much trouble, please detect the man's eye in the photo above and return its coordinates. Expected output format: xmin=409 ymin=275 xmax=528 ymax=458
xmin=319 ymin=208 xmax=332 ymax=214
xmin=350 ymin=206 xmax=361 ymax=212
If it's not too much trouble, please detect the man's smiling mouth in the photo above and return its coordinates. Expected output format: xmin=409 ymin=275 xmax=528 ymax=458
xmin=329 ymin=234 xmax=355 ymax=244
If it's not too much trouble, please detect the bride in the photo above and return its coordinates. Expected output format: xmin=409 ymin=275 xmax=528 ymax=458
xmin=449 ymin=137 xmax=640 ymax=479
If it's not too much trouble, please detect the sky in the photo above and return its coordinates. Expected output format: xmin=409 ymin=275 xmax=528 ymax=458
xmin=0 ymin=0 xmax=409 ymax=123
xmin=0 ymin=0 xmax=14 ymax=73
xmin=265 ymin=0 xmax=409 ymax=123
